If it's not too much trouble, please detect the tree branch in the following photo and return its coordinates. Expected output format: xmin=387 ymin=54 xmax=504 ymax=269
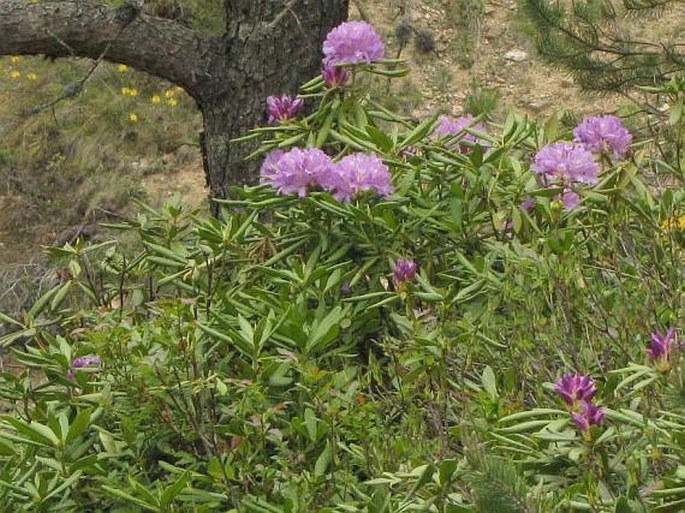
xmin=0 ymin=0 xmax=222 ymax=98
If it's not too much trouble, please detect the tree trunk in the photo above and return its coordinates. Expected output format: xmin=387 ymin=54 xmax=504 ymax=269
xmin=0 ymin=0 xmax=349 ymax=214
xmin=200 ymin=0 xmax=349 ymax=213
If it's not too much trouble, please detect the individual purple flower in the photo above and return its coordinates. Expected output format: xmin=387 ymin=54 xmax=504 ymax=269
xmin=261 ymin=147 xmax=332 ymax=197
xmin=432 ymin=115 xmax=486 ymax=153
xmin=73 ymin=355 xmax=101 ymax=368
xmin=322 ymin=20 xmax=386 ymax=66
xmin=68 ymin=354 xmax=101 ymax=380
xmin=574 ymin=115 xmax=632 ymax=158
xmin=520 ymin=198 xmax=535 ymax=212
xmin=393 ymin=259 xmax=418 ymax=288
xmin=321 ymin=63 xmax=350 ymax=88
xmin=558 ymin=190 xmax=581 ymax=210
xmin=399 ymin=145 xmax=419 ymax=160
xmin=259 ymin=149 xmax=286 ymax=184
xmin=532 ymin=142 xmax=599 ymax=185
xmin=554 ymin=374 xmax=596 ymax=407
xmin=647 ymin=327 xmax=677 ymax=372
xmin=571 ymin=401 xmax=606 ymax=433
xmin=318 ymin=153 xmax=394 ymax=201
xmin=266 ymin=94 xmax=304 ymax=124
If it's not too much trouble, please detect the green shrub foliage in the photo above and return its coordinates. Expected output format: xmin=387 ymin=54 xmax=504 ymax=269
xmin=0 ymin=33 xmax=684 ymax=513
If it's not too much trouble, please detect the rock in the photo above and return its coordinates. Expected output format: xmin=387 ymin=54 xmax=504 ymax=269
xmin=504 ymin=49 xmax=528 ymax=62
xmin=528 ymin=99 xmax=551 ymax=112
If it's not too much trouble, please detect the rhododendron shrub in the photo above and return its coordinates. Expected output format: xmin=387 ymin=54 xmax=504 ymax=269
xmin=0 ymin=19 xmax=683 ymax=513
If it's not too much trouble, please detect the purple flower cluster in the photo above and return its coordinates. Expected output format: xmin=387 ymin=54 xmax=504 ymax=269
xmin=555 ymin=373 xmax=605 ymax=437
xmin=322 ymin=20 xmax=385 ymax=66
xmin=432 ymin=114 xmax=486 ymax=153
xmin=260 ymin=149 xmax=394 ymax=201
xmin=533 ymin=142 xmax=599 ymax=185
xmin=393 ymin=259 xmax=418 ymax=288
xmin=67 ymin=354 xmax=101 ymax=380
xmin=554 ymin=374 xmax=596 ymax=406
xmin=260 ymin=147 xmax=332 ymax=197
xmin=574 ymin=115 xmax=632 ymax=158
xmin=571 ymin=401 xmax=606 ymax=434
xmin=319 ymin=153 xmax=394 ymax=201
xmin=520 ymin=197 xmax=535 ymax=212
xmin=266 ymin=94 xmax=304 ymax=124
xmin=532 ymin=142 xmax=599 ymax=210
xmin=647 ymin=327 xmax=678 ymax=372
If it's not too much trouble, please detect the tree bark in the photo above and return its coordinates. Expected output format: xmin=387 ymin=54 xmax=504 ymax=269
xmin=0 ymin=0 xmax=349 ymax=213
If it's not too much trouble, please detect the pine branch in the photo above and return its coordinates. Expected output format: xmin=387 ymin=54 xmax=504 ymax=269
xmin=463 ymin=450 xmax=540 ymax=513
xmin=520 ymin=0 xmax=685 ymax=93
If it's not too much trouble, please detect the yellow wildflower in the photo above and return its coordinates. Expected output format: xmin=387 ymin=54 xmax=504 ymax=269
xmin=164 ymin=89 xmax=175 ymax=99
xmin=151 ymin=95 xmax=161 ymax=104
xmin=128 ymin=113 xmax=139 ymax=123
xmin=26 ymin=72 xmax=38 ymax=81
xmin=166 ymin=98 xmax=179 ymax=107
xmin=128 ymin=88 xmax=138 ymax=97
xmin=117 ymin=64 xmax=129 ymax=72
xmin=10 ymin=70 xmax=21 ymax=79
xmin=10 ymin=56 xmax=19 ymax=64
xmin=661 ymin=215 xmax=685 ymax=232
xmin=174 ymin=86 xmax=184 ymax=93
xmin=121 ymin=87 xmax=130 ymax=95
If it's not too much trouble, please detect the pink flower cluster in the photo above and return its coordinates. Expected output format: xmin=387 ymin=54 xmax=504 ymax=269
xmin=260 ymin=148 xmax=394 ymax=201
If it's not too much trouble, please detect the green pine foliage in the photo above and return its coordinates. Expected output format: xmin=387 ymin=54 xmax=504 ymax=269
xmin=520 ymin=0 xmax=685 ymax=92
xmin=464 ymin=451 xmax=540 ymax=513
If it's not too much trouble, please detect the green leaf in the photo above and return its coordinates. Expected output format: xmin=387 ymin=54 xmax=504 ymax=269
xmin=41 ymin=470 xmax=83 ymax=503
xmin=652 ymin=499 xmax=685 ymax=513
xmin=307 ymin=306 xmax=342 ymax=354
xmin=481 ymin=366 xmax=498 ymax=400
xmin=304 ymin=408 xmax=318 ymax=442
xmin=365 ymin=125 xmax=394 ymax=152
xmin=28 ymin=286 xmax=58 ymax=318
xmin=160 ymin=470 xmax=190 ymax=506
xmin=102 ymin=485 xmax=160 ymax=512
xmin=314 ymin=441 xmax=331 ymax=477
xmin=66 ymin=409 xmax=91 ymax=445
xmin=0 ymin=311 xmax=22 ymax=327
xmin=0 ymin=327 xmax=37 ymax=347
xmin=400 ymin=115 xmax=437 ymax=149
xmin=614 ymin=496 xmax=638 ymax=513
xmin=405 ymin=464 xmax=435 ymax=499
xmin=2 ymin=416 xmax=58 ymax=447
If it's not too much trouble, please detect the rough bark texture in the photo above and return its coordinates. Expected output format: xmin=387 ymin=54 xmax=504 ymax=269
xmin=0 ymin=0 xmax=349 ymax=213
xmin=202 ymin=0 xmax=349 ymax=211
